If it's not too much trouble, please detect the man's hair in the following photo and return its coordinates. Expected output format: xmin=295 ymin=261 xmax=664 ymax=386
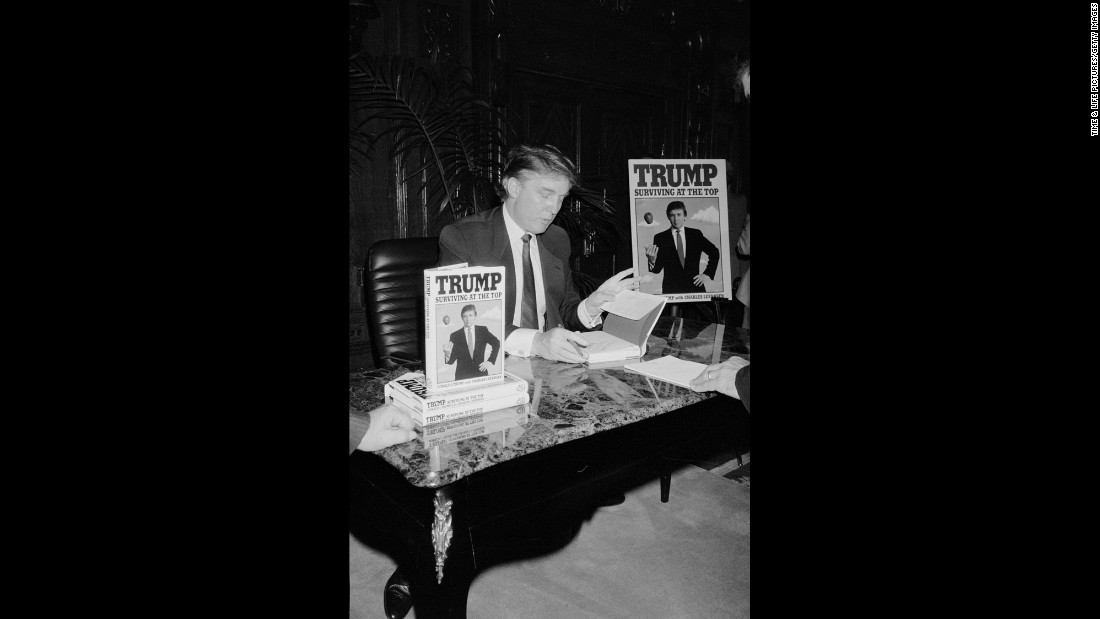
xmin=496 ymin=144 xmax=578 ymax=200
xmin=666 ymin=201 xmax=687 ymax=217
xmin=460 ymin=304 xmax=477 ymax=316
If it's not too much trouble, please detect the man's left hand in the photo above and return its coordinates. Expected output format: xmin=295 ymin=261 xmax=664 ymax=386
xmin=478 ymin=361 xmax=493 ymax=372
xmin=583 ymin=268 xmax=640 ymax=316
xmin=692 ymin=274 xmax=713 ymax=287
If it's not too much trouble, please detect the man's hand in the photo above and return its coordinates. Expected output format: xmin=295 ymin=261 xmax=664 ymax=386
xmin=478 ymin=360 xmax=493 ymax=372
xmin=532 ymin=328 xmax=590 ymax=363
xmin=582 ymin=268 xmax=640 ymax=317
xmin=692 ymin=273 xmax=713 ymax=287
xmin=442 ymin=340 xmax=454 ymax=362
xmin=357 ymin=403 xmax=418 ymax=452
xmin=688 ymin=356 xmax=749 ymax=400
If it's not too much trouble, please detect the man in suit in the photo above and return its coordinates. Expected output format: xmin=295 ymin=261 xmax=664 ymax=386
xmin=438 ymin=144 xmax=637 ymax=363
xmin=377 ymin=144 xmax=639 ymax=619
xmin=645 ymin=200 xmax=721 ymax=294
xmin=442 ymin=304 xmax=501 ymax=379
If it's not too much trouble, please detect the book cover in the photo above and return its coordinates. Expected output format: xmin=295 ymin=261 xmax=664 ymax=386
xmin=424 ymin=263 xmax=508 ymax=393
xmin=385 ymin=371 xmax=529 ymax=411
xmin=581 ymin=290 xmax=668 ymax=363
xmin=628 ymin=159 xmax=734 ymax=302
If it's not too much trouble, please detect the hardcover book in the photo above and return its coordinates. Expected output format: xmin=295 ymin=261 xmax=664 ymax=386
xmin=580 ymin=290 xmax=668 ymax=363
xmin=384 ymin=371 xmax=530 ymax=425
xmin=423 ymin=263 xmax=508 ymax=393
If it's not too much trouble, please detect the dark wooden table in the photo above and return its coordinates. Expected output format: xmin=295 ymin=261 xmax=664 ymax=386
xmin=349 ymin=317 xmax=749 ymax=618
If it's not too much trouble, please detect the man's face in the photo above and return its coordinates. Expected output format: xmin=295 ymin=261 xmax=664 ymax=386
xmin=505 ymin=171 xmax=571 ymax=235
xmin=461 ymin=309 xmax=476 ymax=328
xmin=667 ymin=208 xmax=687 ymax=230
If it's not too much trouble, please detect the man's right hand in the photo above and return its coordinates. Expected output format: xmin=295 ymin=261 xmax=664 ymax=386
xmin=532 ymin=328 xmax=589 ymax=363
xmin=442 ymin=340 xmax=453 ymax=362
xmin=645 ymin=244 xmax=658 ymax=267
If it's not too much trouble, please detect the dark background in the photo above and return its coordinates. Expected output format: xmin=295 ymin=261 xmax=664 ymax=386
xmin=91 ymin=1 xmax=1094 ymax=616
xmin=349 ymin=0 xmax=753 ymax=366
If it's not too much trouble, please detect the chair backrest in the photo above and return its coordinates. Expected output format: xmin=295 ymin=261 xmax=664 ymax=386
xmin=363 ymin=237 xmax=440 ymax=368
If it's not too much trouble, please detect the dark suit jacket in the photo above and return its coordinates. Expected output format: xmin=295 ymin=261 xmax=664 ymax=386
xmin=438 ymin=206 xmax=587 ymax=338
xmin=445 ymin=324 xmax=501 ymax=379
xmin=349 ymin=408 xmax=369 ymax=455
xmin=735 ymin=365 xmax=750 ymax=413
xmin=649 ymin=226 xmax=720 ymax=294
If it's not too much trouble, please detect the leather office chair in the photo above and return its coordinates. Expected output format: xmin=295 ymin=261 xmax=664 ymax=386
xmin=362 ymin=237 xmax=440 ymax=369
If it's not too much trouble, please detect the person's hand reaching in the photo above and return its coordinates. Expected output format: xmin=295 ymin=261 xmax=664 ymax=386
xmin=688 ymin=356 xmax=749 ymax=400
xmin=356 ymin=403 xmax=418 ymax=452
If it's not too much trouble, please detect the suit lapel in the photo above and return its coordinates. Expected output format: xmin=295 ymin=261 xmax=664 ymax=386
xmin=538 ymin=236 xmax=564 ymax=328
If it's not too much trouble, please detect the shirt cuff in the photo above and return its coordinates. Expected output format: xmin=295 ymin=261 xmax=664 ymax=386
xmin=504 ymin=328 xmax=539 ymax=357
xmin=577 ymin=302 xmax=603 ymax=328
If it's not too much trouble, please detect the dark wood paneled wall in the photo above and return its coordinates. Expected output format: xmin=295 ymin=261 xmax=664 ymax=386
xmin=350 ymin=0 xmax=749 ymax=364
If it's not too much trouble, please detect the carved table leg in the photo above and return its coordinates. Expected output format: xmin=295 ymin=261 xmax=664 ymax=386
xmin=404 ymin=486 xmax=477 ymax=619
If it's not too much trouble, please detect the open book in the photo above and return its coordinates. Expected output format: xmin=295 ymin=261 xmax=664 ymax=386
xmin=581 ymin=290 xmax=667 ymax=364
xmin=623 ymin=355 xmax=707 ymax=389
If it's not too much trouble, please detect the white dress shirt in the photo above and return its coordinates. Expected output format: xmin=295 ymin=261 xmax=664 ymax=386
xmin=501 ymin=207 xmax=601 ymax=357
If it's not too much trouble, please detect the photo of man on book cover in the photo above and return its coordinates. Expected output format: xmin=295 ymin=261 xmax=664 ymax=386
xmin=439 ymin=302 xmax=502 ymax=381
xmin=634 ymin=197 xmax=729 ymax=300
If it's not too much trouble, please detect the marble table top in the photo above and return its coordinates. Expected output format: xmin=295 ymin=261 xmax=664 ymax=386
xmin=349 ymin=317 xmax=749 ymax=488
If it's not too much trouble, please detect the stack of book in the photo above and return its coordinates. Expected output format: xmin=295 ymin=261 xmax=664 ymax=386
xmin=413 ymin=405 xmax=530 ymax=448
xmin=384 ymin=370 xmax=530 ymax=426
xmin=383 ymin=261 xmax=531 ymax=447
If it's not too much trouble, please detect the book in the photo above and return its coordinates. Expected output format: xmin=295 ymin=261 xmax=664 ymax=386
xmin=628 ymin=158 xmax=735 ymax=303
xmin=388 ymin=390 xmax=530 ymax=426
xmin=409 ymin=402 xmax=531 ymax=448
xmin=581 ymin=290 xmax=668 ymax=363
xmin=386 ymin=371 xmax=529 ymax=410
xmin=623 ymin=355 xmax=708 ymax=388
xmin=384 ymin=371 xmax=530 ymax=425
xmin=423 ymin=262 xmax=508 ymax=393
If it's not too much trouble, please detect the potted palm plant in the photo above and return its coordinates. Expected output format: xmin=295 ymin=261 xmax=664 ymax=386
xmin=349 ymin=50 xmax=622 ymax=293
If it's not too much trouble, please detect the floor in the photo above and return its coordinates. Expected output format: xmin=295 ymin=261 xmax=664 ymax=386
xmin=350 ymin=443 xmax=749 ymax=619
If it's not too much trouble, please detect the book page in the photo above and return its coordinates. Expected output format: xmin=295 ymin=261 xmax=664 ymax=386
xmin=600 ymin=290 xmax=666 ymax=320
xmin=581 ymin=331 xmax=640 ymax=362
xmin=623 ymin=355 xmax=707 ymax=388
